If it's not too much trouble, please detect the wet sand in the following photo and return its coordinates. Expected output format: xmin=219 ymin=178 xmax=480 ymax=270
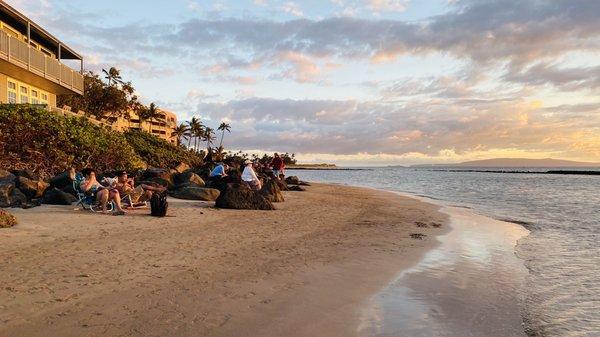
xmin=360 ymin=206 xmax=529 ymax=337
xmin=0 ymin=183 xmax=446 ymax=337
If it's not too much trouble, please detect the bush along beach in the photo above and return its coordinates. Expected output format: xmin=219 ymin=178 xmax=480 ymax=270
xmin=0 ymin=105 xmax=307 ymax=212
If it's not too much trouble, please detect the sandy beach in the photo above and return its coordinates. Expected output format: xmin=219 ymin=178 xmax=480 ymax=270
xmin=0 ymin=183 xmax=446 ymax=337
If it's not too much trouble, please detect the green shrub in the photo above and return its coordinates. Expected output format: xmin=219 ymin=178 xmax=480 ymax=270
xmin=124 ymin=129 xmax=204 ymax=169
xmin=0 ymin=105 xmax=145 ymax=177
xmin=0 ymin=105 xmax=201 ymax=178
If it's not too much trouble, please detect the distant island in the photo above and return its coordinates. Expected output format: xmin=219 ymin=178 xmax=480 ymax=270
xmin=412 ymin=158 xmax=600 ymax=168
xmin=287 ymin=164 xmax=368 ymax=171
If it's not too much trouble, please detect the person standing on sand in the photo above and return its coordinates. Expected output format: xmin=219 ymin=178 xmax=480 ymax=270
xmin=242 ymin=160 xmax=262 ymax=190
xmin=79 ymin=168 xmax=126 ymax=215
xmin=270 ymin=153 xmax=284 ymax=179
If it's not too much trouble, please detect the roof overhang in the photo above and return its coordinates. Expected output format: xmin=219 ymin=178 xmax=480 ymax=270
xmin=0 ymin=0 xmax=82 ymax=60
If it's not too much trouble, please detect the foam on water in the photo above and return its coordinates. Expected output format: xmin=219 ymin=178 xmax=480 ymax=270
xmin=289 ymin=167 xmax=600 ymax=336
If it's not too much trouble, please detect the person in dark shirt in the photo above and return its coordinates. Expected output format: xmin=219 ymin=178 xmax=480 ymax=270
xmin=270 ymin=153 xmax=284 ymax=179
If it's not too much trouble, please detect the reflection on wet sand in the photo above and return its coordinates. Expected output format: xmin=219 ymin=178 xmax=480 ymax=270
xmin=360 ymin=207 xmax=529 ymax=337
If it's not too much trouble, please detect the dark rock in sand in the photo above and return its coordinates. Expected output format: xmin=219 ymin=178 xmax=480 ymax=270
xmin=260 ymin=179 xmax=285 ymax=203
xmin=215 ymin=183 xmax=275 ymax=210
xmin=173 ymin=162 xmax=190 ymax=174
xmin=298 ymin=181 xmax=311 ymax=186
xmin=275 ymin=179 xmax=288 ymax=191
xmin=50 ymin=169 xmax=76 ymax=189
xmin=43 ymin=187 xmax=77 ymax=205
xmin=170 ymin=186 xmax=220 ymax=201
xmin=285 ymin=176 xmax=300 ymax=185
xmin=0 ymin=210 xmax=17 ymax=228
xmin=0 ymin=169 xmax=16 ymax=184
xmin=16 ymin=176 xmax=49 ymax=199
xmin=141 ymin=169 xmax=174 ymax=185
xmin=287 ymin=185 xmax=306 ymax=192
xmin=9 ymin=188 xmax=27 ymax=207
xmin=11 ymin=169 xmax=39 ymax=181
xmin=174 ymin=171 xmax=205 ymax=187
xmin=61 ymin=184 xmax=77 ymax=197
xmin=0 ymin=183 xmax=14 ymax=208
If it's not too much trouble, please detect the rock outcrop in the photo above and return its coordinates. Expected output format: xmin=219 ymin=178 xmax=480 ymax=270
xmin=0 ymin=170 xmax=16 ymax=184
xmin=16 ymin=176 xmax=49 ymax=199
xmin=174 ymin=171 xmax=205 ymax=187
xmin=260 ymin=179 xmax=285 ymax=203
xmin=170 ymin=186 xmax=220 ymax=201
xmin=43 ymin=188 xmax=78 ymax=205
xmin=215 ymin=183 xmax=275 ymax=210
xmin=285 ymin=176 xmax=300 ymax=185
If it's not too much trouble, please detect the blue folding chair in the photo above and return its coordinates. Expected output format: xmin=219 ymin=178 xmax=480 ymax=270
xmin=73 ymin=173 xmax=114 ymax=212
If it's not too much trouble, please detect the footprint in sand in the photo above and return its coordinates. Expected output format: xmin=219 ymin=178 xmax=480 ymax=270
xmin=410 ymin=233 xmax=427 ymax=240
xmin=415 ymin=221 xmax=429 ymax=228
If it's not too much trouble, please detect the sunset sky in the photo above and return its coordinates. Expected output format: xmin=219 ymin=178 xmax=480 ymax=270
xmin=11 ymin=0 xmax=600 ymax=165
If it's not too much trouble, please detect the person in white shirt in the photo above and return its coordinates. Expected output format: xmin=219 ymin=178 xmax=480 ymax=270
xmin=242 ymin=160 xmax=262 ymax=190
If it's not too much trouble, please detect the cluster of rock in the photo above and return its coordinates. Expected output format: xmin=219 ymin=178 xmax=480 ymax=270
xmin=0 ymin=163 xmax=311 ymax=213
xmin=0 ymin=169 xmax=74 ymax=208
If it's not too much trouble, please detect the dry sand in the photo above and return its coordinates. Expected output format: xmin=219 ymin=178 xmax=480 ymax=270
xmin=0 ymin=183 xmax=446 ymax=337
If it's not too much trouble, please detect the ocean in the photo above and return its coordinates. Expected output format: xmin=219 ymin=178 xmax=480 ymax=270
xmin=287 ymin=167 xmax=600 ymax=337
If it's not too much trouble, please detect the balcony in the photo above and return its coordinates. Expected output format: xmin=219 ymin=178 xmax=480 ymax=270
xmin=0 ymin=29 xmax=83 ymax=94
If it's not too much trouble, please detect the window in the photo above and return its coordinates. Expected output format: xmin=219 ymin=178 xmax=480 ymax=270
xmin=20 ymin=86 xmax=29 ymax=103
xmin=8 ymin=92 xmax=17 ymax=104
xmin=31 ymin=90 xmax=39 ymax=104
xmin=7 ymin=78 xmax=49 ymax=105
xmin=7 ymin=80 xmax=17 ymax=104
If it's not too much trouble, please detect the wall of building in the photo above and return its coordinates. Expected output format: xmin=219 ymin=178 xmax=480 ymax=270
xmin=0 ymin=73 xmax=7 ymax=103
xmin=109 ymin=109 xmax=178 ymax=144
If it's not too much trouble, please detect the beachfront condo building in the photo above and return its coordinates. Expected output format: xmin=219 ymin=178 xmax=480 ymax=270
xmin=0 ymin=0 xmax=84 ymax=107
xmin=110 ymin=109 xmax=179 ymax=144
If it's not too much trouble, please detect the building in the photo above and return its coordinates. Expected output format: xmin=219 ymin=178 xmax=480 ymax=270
xmin=110 ymin=109 xmax=179 ymax=144
xmin=0 ymin=0 xmax=84 ymax=107
xmin=0 ymin=1 xmax=179 ymax=144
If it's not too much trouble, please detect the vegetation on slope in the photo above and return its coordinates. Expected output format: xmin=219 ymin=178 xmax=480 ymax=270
xmin=0 ymin=105 xmax=202 ymax=178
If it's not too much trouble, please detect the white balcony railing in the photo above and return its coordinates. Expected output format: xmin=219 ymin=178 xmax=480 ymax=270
xmin=0 ymin=29 xmax=84 ymax=94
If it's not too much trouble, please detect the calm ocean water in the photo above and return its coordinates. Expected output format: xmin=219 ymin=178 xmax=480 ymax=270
xmin=288 ymin=167 xmax=600 ymax=337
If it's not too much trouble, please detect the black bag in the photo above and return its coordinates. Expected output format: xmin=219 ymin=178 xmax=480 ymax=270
xmin=150 ymin=192 xmax=168 ymax=217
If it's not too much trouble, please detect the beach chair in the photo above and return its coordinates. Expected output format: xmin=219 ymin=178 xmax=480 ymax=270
xmin=121 ymin=192 xmax=148 ymax=210
xmin=73 ymin=173 xmax=114 ymax=212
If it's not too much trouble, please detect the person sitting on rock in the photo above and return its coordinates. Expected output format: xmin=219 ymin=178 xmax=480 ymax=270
xmin=242 ymin=160 xmax=262 ymax=191
xmin=79 ymin=168 xmax=126 ymax=215
xmin=114 ymin=171 xmax=165 ymax=208
xmin=209 ymin=163 xmax=229 ymax=179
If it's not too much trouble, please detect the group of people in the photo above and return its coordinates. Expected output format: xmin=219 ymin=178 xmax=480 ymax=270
xmin=78 ymin=168 xmax=165 ymax=215
xmin=209 ymin=153 xmax=287 ymax=191
xmin=77 ymin=153 xmax=287 ymax=215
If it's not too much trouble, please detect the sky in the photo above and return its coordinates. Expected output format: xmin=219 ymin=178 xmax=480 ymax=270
xmin=9 ymin=0 xmax=600 ymax=165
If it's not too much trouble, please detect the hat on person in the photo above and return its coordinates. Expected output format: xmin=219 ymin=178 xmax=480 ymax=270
xmin=244 ymin=160 xmax=252 ymax=165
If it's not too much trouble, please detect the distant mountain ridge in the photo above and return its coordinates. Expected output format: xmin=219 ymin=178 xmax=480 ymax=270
xmin=412 ymin=158 xmax=600 ymax=168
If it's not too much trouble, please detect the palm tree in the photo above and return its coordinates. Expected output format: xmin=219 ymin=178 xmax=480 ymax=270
xmin=217 ymin=122 xmax=231 ymax=148
xmin=102 ymin=67 xmax=123 ymax=86
xmin=204 ymin=127 xmax=215 ymax=150
xmin=186 ymin=117 xmax=203 ymax=152
xmin=145 ymin=103 xmax=161 ymax=133
xmin=172 ymin=124 xmax=191 ymax=146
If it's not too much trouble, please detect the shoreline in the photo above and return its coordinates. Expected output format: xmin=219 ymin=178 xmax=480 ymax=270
xmin=0 ymin=183 xmax=448 ymax=337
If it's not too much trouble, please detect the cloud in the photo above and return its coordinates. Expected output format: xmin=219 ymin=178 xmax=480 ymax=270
xmin=367 ymin=0 xmax=410 ymax=13
xmin=280 ymin=2 xmax=304 ymax=17
xmin=193 ymin=96 xmax=600 ymax=160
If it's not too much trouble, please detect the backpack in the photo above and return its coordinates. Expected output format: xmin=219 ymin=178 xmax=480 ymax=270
xmin=150 ymin=192 xmax=168 ymax=217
